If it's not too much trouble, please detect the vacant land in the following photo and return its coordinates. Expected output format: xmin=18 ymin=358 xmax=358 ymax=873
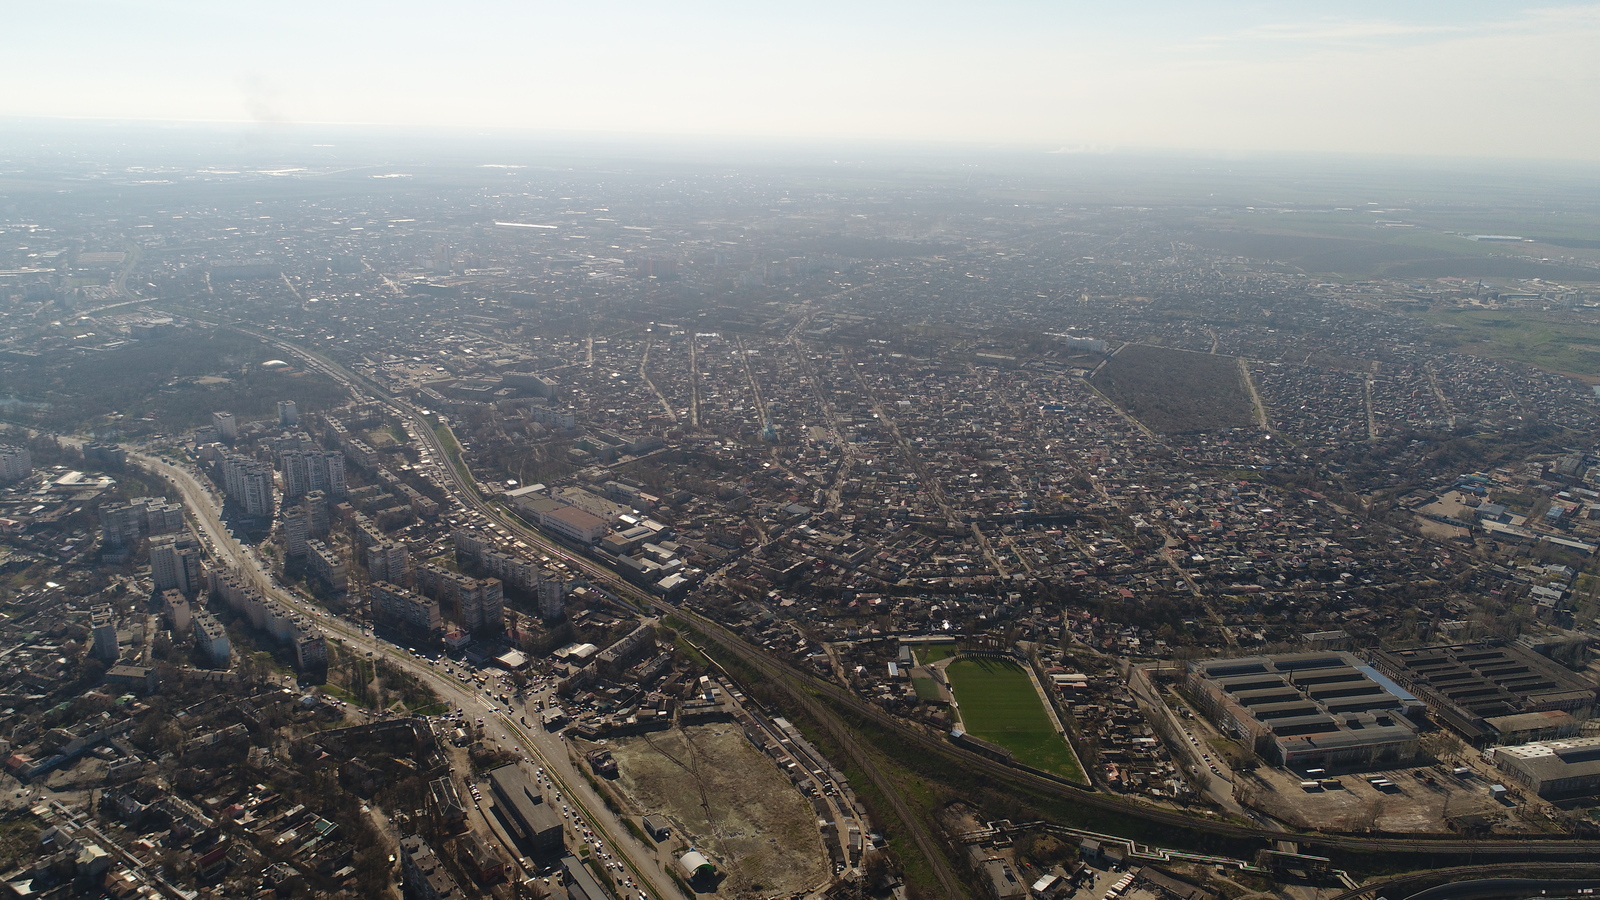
xmin=1092 ymin=343 xmax=1255 ymax=433
xmin=610 ymin=723 xmax=828 ymax=898
xmin=945 ymin=658 xmax=1084 ymax=782
xmin=1418 ymin=308 xmax=1600 ymax=379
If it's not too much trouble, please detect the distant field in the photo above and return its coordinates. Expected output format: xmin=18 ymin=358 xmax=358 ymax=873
xmin=1418 ymin=308 xmax=1600 ymax=380
xmin=1385 ymin=257 xmax=1600 ymax=283
xmin=916 ymin=645 xmax=956 ymax=664
xmin=1091 ymin=343 xmax=1255 ymax=433
xmin=1185 ymin=227 xmax=1453 ymax=276
xmin=1184 ymin=215 xmax=1600 ymax=280
xmin=945 ymin=658 xmax=1084 ymax=782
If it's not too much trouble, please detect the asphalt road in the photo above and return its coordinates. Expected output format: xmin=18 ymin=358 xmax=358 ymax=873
xmin=136 ymin=449 xmax=676 ymax=900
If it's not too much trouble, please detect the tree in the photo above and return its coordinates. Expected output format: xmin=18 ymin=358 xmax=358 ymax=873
xmin=1421 ymin=729 xmax=1466 ymax=764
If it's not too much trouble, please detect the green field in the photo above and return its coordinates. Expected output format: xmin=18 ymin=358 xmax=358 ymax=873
xmin=945 ymin=658 xmax=1084 ymax=782
xmin=911 ymin=676 xmax=943 ymax=702
xmin=1418 ymin=308 xmax=1600 ymax=379
xmin=915 ymin=645 xmax=956 ymax=664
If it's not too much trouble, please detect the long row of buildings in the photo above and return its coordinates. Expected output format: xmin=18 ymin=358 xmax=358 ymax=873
xmin=208 ymin=565 xmax=328 ymax=670
xmin=1184 ymin=641 xmax=1599 ymax=789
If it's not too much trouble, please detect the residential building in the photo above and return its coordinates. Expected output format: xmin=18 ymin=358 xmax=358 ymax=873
xmin=282 ymin=505 xmax=309 ymax=558
xmin=282 ymin=450 xmax=346 ymax=498
xmin=91 ymin=607 xmax=119 ymax=662
xmin=211 ymin=411 xmax=238 ymax=442
xmin=192 ymin=610 xmax=232 ymax=666
xmin=399 ymin=835 xmax=464 ymax=900
xmin=305 ymin=539 xmax=347 ymax=594
xmin=149 ymin=534 xmax=202 ymax=596
xmin=0 ymin=444 xmax=32 ymax=481
xmin=367 ymin=540 xmax=410 ymax=586
xmin=222 ymin=454 xmax=274 ymax=518
xmin=416 ymin=562 xmax=502 ymax=634
xmin=371 ymin=581 xmax=442 ymax=640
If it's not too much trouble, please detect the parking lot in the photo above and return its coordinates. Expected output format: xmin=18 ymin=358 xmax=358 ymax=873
xmin=1235 ymin=762 xmax=1511 ymax=832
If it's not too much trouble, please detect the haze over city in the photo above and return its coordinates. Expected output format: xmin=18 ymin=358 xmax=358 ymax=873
xmin=8 ymin=1 xmax=1600 ymax=159
xmin=3 ymin=4 xmax=1600 ymax=900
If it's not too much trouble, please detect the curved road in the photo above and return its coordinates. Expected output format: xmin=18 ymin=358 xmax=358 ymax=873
xmin=159 ymin=319 xmax=1600 ymax=882
xmin=131 ymin=449 xmax=678 ymax=900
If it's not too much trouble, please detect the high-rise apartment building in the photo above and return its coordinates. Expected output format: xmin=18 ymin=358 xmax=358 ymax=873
xmin=91 ymin=606 xmax=119 ymax=661
xmin=281 ymin=450 xmax=346 ymax=498
xmin=367 ymin=540 xmax=411 ymax=586
xmin=193 ymin=610 xmax=232 ymax=666
xmin=212 ymin=411 xmax=239 ymax=443
xmin=0 ymin=444 xmax=32 ymax=481
xmin=282 ymin=505 xmax=309 ymax=558
xmin=149 ymin=533 xmax=202 ymax=595
xmin=222 ymin=454 xmax=274 ymax=518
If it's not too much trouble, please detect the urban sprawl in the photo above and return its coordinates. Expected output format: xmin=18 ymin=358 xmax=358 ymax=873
xmin=2 ymin=156 xmax=1600 ymax=900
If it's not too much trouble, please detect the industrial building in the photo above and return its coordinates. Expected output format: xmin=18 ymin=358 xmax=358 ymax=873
xmin=1493 ymin=735 xmax=1600 ymax=798
xmin=1368 ymin=642 xmax=1598 ymax=746
xmin=678 ymin=850 xmax=717 ymax=880
xmin=1185 ymin=652 xmax=1423 ymax=769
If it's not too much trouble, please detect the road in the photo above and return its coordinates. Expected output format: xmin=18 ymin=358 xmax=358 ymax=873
xmin=132 ymin=449 xmax=677 ymax=900
xmin=141 ymin=320 xmax=1600 ymax=876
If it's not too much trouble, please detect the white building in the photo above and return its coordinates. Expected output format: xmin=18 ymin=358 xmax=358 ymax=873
xmin=211 ymin=411 xmax=238 ymax=442
xmin=192 ymin=610 xmax=232 ymax=666
xmin=149 ymin=534 xmax=202 ymax=596
xmin=0 ymin=444 xmax=32 ymax=482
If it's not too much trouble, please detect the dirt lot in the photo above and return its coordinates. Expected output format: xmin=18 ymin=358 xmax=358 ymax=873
xmin=1414 ymin=491 xmax=1480 ymax=540
xmin=1237 ymin=763 xmax=1508 ymax=832
xmin=611 ymin=723 xmax=829 ymax=898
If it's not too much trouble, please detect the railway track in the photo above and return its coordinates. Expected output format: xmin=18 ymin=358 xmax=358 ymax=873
xmin=220 ymin=322 xmax=1600 ymax=870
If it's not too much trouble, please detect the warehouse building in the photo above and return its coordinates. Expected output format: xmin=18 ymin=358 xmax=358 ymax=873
xmin=1493 ymin=735 xmax=1600 ymax=798
xmin=1186 ymin=652 xmax=1423 ymax=770
xmin=1369 ymin=642 xmax=1597 ymax=746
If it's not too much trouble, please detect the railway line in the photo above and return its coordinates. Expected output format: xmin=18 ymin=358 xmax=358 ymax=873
xmin=210 ymin=322 xmax=1600 ymax=880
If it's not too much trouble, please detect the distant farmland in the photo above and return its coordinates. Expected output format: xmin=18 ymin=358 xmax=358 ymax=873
xmin=1092 ymin=343 xmax=1255 ymax=434
xmin=945 ymin=658 xmax=1084 ymax=783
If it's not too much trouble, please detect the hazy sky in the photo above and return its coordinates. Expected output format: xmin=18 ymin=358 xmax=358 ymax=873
xmin=9 ymin=1 xmax=1600 ymax=160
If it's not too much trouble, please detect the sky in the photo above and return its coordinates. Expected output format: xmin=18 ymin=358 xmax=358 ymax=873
xmin=8 ymin=1 xmax=1600 ymax=161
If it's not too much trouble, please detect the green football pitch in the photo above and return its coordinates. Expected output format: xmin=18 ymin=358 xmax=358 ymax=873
xmin=946 ymin=657 xmax=1084 ymax=782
